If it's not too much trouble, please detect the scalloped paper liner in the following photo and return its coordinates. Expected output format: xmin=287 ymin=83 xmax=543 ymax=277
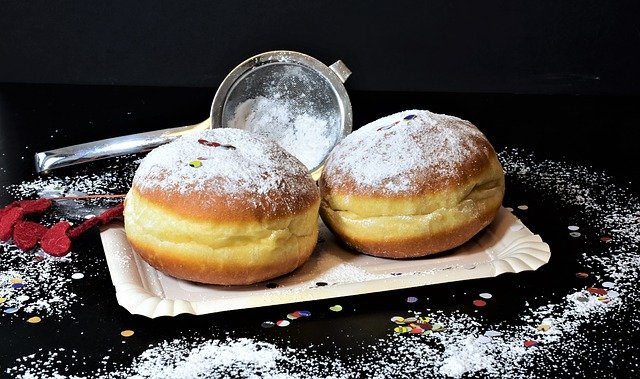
xmin=100 ymin=207 xmax=550 ymax=318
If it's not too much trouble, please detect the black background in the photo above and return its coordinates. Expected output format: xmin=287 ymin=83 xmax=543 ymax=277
xmin=1 ymin=1 xmax=640 ymax=94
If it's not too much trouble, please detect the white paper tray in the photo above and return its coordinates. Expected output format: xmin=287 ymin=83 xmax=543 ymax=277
xmin=100 ymin=207 xmax=550 ymax=318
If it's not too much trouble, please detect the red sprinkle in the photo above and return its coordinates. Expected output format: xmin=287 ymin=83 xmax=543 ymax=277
xmin=0 ymin=207 xmax=25 ymax=241
xmin=198 ymin=139 xmax=221 ymax=147
xmin=40 ymin=221 xmax=72 ymax=257
xmin=13 ymin=221 xmax=48 ymax=251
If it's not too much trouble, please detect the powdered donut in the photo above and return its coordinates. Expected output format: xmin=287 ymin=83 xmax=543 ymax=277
xmin=123 ymin=128 xmax=320 ymax=285
xmin=319 ymin=109 xmax=505 ymax=258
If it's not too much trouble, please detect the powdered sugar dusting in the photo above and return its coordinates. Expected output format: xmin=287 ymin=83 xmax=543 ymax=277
xmin=5 ymin=147 xmax=640 ymax=378
xmin=322 ymin=109 xmax=489 ymax=194
xmin=133 ymin=128 xmax=312 ymax=198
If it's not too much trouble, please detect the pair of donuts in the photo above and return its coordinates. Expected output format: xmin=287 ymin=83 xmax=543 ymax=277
xmin=123 ymin=109 xmax=504 ymax=285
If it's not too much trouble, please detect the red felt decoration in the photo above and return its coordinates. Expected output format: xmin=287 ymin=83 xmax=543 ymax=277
xmin=0 ymin=207 xmax=25 ymax=241
xmin=15 ymin=198 xmax=52 ymax=215
xmin=1 ymin=197 xmax=124 ymax=255
xmin=67 ymin=217 xmax=101 ymax=240
xmin=40 ymin=221 xmax=72 ymax=257
xmin=13 ymin=221 xmax=49 ymax=251
xmin=96 ymin=203 xmax=124 ymax=224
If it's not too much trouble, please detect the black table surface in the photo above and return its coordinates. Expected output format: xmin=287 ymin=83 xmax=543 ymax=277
xmin=1 ymin=83 xmax=639 ymax=378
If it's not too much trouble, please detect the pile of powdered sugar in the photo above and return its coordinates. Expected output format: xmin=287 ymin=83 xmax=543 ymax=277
xmin=5 ymin=147 xmax=640 ymax=378
xmin=228 ymin=95 xmax=338 ymax=171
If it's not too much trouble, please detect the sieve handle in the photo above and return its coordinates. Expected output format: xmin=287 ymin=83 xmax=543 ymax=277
xmin=329 ymin=60 xmax=352 ymax=83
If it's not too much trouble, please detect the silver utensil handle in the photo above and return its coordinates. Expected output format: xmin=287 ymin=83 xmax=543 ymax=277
xmin=34 ymin=117 xmax=211 ymax=174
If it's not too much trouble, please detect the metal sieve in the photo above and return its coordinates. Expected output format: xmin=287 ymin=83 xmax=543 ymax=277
xmin=34 ymin=50 xmax=352 ymax=180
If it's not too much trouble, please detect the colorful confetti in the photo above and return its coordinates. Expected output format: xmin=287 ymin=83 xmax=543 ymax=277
xmin=406 ymin=296 xmax=418 ymax=303
xmin=472 ymin=299 xmax=487 ymax=307
xmin=26 ymin=316 xmax=41 ymax=324
xmin=329 ymin=305 xmax=343 ymax=312
xmin=71 ymin=273 xmax=84 ymax=280
xmin=120 ymin=330 xmax=135 ymax=337
xmin=276 ymin=320 xmax=290 ymax=327
xmin=479 ymin=293 xmax=493 ymax=299
xmin=261 ymin=321 xmax=275 ymax=328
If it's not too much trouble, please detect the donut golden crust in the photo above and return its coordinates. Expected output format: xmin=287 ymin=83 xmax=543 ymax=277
xmin=123 ymin=128 xmax=320 ymax=285
xmin=319 ymin=110 xmax=505 ymax=259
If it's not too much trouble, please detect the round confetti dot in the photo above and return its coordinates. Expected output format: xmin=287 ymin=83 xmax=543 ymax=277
xmin=406 ymin=296 xmax=418 ymax=303
xmin=71 ymin=273 xmax=85 ymax=280
xmin=410 ymin=327 xmax=424 ymax=334
xmin=10 ymin=278 xmax=23 ymax=284
xmin=11 ymin=283 xmax=24 ymax=289
xmin=517 ymin=205 xmax=528 ymax=210
xmin=261 ymin=321 xmax=275 ymax=328
xmin=120 ymin=330 xmax=135 ymax=337
xmin=523 ymin=340 xmax=538 ymax=347
xmin=393 ymin=326 xmax=411 ymax=334
xmin=390 ymin=316 xmax=405 ymax=324
xmin=600 ymin=235 xmax=612 ymax=242
xmin=484 ymin=330 xmax=502 ymax=337
xmin=576 ymin=295 xmax=589 ymax=302
xmin=3 ymin=307 xmax=19 ymax=314
xmin=286 ymin=313 xmax=299 ymax=320
xmin=26 ymin=316 xmax=41 ymax=324
xmin=16 ymin=295 xmax=30 ymax=302
xmin=432 ymin=323 xmax=445 ymax=332
xmin=472 ymin=299 xmax=487 ymax=307
xmin=607 ymin=290 xmax=620 ymax=299
xmin=298 ymin=310 xmax=311 ymax=317
xmin=536 ymin=324 xmax=551 ymax=332
xmin=576 ymin=272 xmax=589 ymax=279
xmin=329 ymin=305 xmax=342 ymax=312
xmin=188 ymin=160 xmax=202 ymax=168
xmin=276 ymin=320 xmax=290 ymax=327
xmin=477 ymin=335 xmax=492 ymax=344
xmin=479 ymin=293 xmax=493 ymax=299
xmin=587 ymin=287 xmax=607 ymax=295
xmin=568 ymin=225 xmax=580 ymax=231
xmin=0 ymin=297 xmax=5 ymax=304
xmin=569 ymin=232 xmax=581 ymax=237
xmin=601 ymin=281 xmax=615 ymax=288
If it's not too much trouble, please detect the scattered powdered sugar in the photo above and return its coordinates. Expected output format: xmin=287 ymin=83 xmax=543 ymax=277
xmin=5 ymin=147 xmax=640 ymax=378
xmin=322 ymin=109 xmax=490 ymax=194
xmin=228 ymin=95 xmax=338 ymax=171
xmin=133 ymin=128 xmax=314 ymax=200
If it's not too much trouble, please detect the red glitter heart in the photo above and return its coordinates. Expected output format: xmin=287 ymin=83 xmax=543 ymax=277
xmin=13 ymin=221 xmax=48 ymax=251
xmin=40 ymin=221 xmax=72 ymax=257
xmin=0 ymin=207 xmax=25 ymax=242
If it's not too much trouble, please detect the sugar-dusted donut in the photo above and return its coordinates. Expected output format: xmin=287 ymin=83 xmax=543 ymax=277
xmin=123 ymin=128 xmax=320 ymax=285
xmin=319 ymin=109 xmax=505 ymax=258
